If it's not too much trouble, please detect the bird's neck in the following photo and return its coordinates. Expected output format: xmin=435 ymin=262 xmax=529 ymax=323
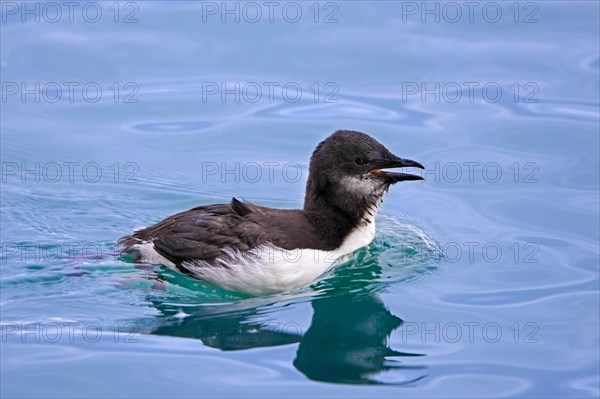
xmin=303 ymin=187 xmax=378 ymax=249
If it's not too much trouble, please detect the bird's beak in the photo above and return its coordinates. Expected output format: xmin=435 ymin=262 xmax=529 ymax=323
xmin=367 ymin=156 xmax=425 ymax=183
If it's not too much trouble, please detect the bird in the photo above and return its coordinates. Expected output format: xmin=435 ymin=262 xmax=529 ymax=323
xmin=118 ymin=130 xmax=424 ymax=295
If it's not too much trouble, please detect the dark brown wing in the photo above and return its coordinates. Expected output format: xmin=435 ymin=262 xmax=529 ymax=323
xmin=118 ymin=198 xmax=327 ymax=266
xmin=119 ymin=198 xmax=267 ymax=264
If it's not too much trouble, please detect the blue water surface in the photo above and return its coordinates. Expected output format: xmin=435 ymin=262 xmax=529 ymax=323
xmin=1 ymin=1 xmax=599 ymax=398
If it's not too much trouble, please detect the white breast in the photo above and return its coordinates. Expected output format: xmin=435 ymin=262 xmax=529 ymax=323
xmin=182 ymin=220 xmax=376 ymax=295
xmin=133 ymin=214 xmax=377 ymax=296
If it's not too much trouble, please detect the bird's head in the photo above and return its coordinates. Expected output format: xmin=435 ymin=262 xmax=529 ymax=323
xmin=304 ymin=130 xmax=424 ymax=221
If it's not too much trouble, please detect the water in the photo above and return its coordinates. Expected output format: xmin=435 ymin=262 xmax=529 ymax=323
xmin=1 ymin=1 xmax=599 ymax=397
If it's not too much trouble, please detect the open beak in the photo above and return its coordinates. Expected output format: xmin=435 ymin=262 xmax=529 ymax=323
xmin=367 ymin=156 xmax=425 ymax=183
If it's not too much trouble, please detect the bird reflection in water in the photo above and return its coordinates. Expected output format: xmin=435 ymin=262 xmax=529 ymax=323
xmin=294 ymin=292 xmax=426 ymax=384
xmin=146 ymin=256 xmax=427 ymax=385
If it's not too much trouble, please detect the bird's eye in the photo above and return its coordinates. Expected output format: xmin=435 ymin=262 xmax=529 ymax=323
xmin=354 ymin=158 xmax=367 ymax=166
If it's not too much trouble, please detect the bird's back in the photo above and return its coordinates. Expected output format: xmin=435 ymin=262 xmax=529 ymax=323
xmin=118 ymin=197 xmax=326 ymax=266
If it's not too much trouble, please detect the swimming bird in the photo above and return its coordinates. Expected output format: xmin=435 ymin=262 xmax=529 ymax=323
xmin=118 ymin=130 xmax=424 ymax=295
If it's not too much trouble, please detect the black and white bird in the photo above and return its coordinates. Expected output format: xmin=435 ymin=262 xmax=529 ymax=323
xmin=119 ymin=130 xmax=424 ymax=295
